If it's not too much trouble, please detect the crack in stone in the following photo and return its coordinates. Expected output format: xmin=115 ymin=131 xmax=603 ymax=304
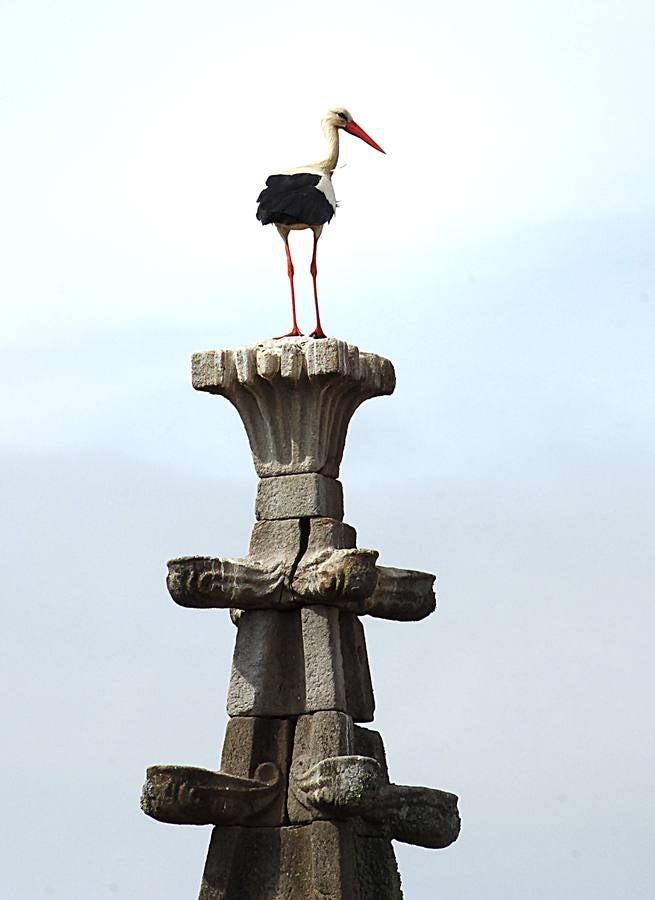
xmin=287 ymin=518 xmax=311 ymax=591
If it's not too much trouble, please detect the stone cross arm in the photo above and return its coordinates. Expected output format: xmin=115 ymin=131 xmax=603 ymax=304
xmin=167 ymin=554 xmax=436 ymax=621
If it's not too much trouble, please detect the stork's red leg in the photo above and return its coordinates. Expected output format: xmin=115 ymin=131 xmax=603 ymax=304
xmin=276 ymin=232 xmax=302 ymax=338
xmin=309 ymin=232 xmax=326 ymax=339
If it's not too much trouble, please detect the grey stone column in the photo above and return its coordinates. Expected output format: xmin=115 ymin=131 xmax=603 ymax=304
xmin=141 ymin=337 xmax=460 ymax=899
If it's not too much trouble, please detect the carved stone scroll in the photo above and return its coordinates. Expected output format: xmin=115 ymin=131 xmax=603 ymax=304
xmin=141 ymin=762 xmax=282 ymax=826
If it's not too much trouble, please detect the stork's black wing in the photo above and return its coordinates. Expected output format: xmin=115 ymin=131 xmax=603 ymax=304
xmin=256 ymin=173 xmax=335 ymax=226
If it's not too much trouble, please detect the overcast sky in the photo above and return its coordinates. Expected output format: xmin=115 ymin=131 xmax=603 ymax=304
xmin=2 ymin=1 xmax=654 ymax=898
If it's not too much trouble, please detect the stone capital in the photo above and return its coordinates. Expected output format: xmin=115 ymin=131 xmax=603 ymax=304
xmin=192 ymin=337 xmax=395 ymax=478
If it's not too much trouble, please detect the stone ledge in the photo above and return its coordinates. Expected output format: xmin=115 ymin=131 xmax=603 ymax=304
xmin=192 ymin=338 xmax=395 ymax=392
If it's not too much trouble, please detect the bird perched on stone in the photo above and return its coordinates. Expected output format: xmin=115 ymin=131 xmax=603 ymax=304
xmin=257 ymin=107 xmax=385 ymax=338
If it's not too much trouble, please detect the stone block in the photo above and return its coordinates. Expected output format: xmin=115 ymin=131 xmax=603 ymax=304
xmin=353 ymin=833 xmax=403 ymax=900
xmin=255 ymin=473 xmax=343 ymax=520
xmin=352 ymin=725 xmax=390 ymax=838
xmin=219 ymin=717 xmax=293 ymax=826
xmin=227 ymin=605 xmax=374 ymax=720
xmin=307 ymin=517 xmax=357 ymax=552
xmin=354 ymin=725 xmax=389 ymax=781
xmin=309 ymin=820 xmax=358 ymax=898
xmin=199 ymin=821 xmax=395 ymax=900
xmin=301 ymin=605 xmax=347 ymax=711
xmin=198 ymin=826 xmax=282 ymax=900
xmin=340 ymin=614 xmax=375 ymax=722
xmin=248 ymin=518 xmax=303 ymax=561
xmin=228 ymin=610 xmax=304 ymax=716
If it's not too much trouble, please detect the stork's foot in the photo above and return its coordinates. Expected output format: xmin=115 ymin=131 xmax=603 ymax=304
xmin=309 ymin=327 xmax=327 ymax=339
xmin=275 ymin=327 xmax=304 ymax=339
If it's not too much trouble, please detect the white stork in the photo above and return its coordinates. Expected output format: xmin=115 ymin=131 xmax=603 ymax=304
xmin=256 ymin=107 xmax=385 ymax=338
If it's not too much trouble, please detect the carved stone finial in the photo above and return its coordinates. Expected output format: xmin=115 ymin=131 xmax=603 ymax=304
xmin=143 ymin=337 xmax=460 ymax=899
xmin=191 ymin=337 xmax=395 ymax=478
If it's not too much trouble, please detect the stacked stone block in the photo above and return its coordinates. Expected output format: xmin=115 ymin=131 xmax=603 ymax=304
xmin=141 ymin=338 xmax=460 ymax=898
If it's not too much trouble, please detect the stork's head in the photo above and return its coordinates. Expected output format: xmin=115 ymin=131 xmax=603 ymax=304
xmin=323 ymin=107 xmax=385 ymax=154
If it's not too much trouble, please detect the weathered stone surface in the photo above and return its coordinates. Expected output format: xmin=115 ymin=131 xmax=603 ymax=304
xmin=167 ymin=515 xmax=433 ymax=623
xmin=294 ymin=755 xmax=383 ymax=816
xmin=167 ymin=520 xmax=305 ymax=611
xmin=354 ymin=725 xmax=389 ymax=780
xmin=288 ymin=516 xmax=378 ymax=613
xmin=301 ymin=605 xmax=347 ymax=711
xmin=198 ymin=820 xmax=402 ymax=900
xmin=256 ymin=473 xmax=344 ymax=520
xmin=227 ymin=610 xmax=304 ymax=716
xmin=291 ymin=752 xmax=460 ymax=849
xmin=364 ymin=565 xmax=437 ymax=621
xmin=198 ymin=822 xmax=355 ymax=900
xmin=375 ymin=782 xmax=461 ymax=849
xmin=220 ymin=717 xmax=293 ymax=825
xmin=352 ymin=726 xmax=391 ymax=838
xmin=192 ymin=338 xmax=396 ymax=478
xmin=167 ymin=555 xmax=288 ymax=609
xmin=288 ymin=711 xmax=354 ymax=824
xmin=288 ymin=718 xmax=460 ymax=848
xmin=308 ymin=820 xmax=359 ymax=899
xmin=167 ymin=548 xmax=388 ymax=613
xmin=227 ymin=607 xmax=374 ymax=720
xmin=340 ymin=613 xmax=376 ymax=721
xmin=248 ymin=518 xmax=303 ymax=560
xmin=140 ymin=762 xmax=281 ymax=826
xmin=307 ymin=517 xmax=357 ymax=552
xmin=292 ymin=548 xmax=379 ymax=608
xmin=353 ymin=833 xmax=403 ymax=900
xmin=198 ymin=826 xmax=284 ymax=900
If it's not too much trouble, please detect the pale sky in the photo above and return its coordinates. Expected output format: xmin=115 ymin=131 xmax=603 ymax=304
xmin=2 ymin=1 xmax=654 ymax=898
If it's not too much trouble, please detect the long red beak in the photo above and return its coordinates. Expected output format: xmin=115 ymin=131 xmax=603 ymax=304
xmin=344 ymin=120 xmax=385 ymax=154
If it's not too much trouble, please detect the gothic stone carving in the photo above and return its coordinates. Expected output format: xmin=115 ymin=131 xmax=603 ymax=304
xmin=142 ymin=339 xmax=460 ymax=900
xmin=141 ymin=762 xmax=281 ymax=827
xmin=192 ymin=338 xmax=395 ymax=478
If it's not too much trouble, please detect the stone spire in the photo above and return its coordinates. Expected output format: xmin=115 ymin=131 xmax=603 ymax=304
xmin=141 ymin=336 xmax=460 ymax=898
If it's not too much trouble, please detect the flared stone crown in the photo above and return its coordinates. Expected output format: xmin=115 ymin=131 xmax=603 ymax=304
xmin=192 ymin=337 xmax=395 ymax=478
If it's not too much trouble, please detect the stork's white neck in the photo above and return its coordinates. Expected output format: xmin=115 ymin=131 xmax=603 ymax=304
xmin=315 ymin=120 xmax=339 ymax=175
xmin=285 ymin=119 xmax=340 ymax=177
